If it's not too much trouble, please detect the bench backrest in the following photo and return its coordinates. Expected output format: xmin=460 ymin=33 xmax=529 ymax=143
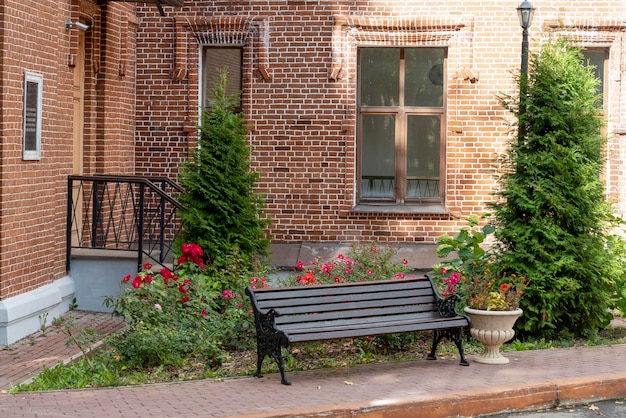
xmin=247 ymin=276 xmax=444 ymax=328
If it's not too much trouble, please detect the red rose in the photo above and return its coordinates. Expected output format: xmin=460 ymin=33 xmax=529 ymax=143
xmin=178 ymin=281 xmax=190 ymax=294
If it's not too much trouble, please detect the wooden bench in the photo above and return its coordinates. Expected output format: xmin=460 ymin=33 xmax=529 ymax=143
xmin=245 ymin=276 xmax=470 ymax=385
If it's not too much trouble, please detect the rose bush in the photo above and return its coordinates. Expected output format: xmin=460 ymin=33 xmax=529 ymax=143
xmin=104 ymin=243 xmax=255 ymax=370
xmin=283 ymin=243 xmax=410 ymax=286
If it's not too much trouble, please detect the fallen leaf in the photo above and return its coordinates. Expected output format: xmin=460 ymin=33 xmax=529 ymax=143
xmin=587 ymin=404 xmax=599 ymax=411
xmin=343 ymin=380 xmax=353 ymax=385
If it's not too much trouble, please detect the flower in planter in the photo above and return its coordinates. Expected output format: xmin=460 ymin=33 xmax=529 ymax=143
xmin=438 ymin=265 xmax=526 ymax=311
xmin=432 ymin=214 xmax=526 ymax=311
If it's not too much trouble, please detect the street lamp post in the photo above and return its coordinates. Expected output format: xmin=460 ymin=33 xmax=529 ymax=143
xmin=517 ymin=1 xmax=535 ymax=142
xmin=517 ymin=1 xmax=535 ymax=78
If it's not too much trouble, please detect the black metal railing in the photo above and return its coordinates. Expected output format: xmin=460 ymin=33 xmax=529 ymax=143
xmin=361 ymin=176 xmax=440 ymax=199
xmin=66 ymin=175 xmax=184 ymax=271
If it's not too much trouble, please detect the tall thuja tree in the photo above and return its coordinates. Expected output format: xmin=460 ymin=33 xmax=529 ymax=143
xmin=490 ymin=39 xmax=617 ymax=338
xmin=176 ymin=71 xmax=270 ymax=272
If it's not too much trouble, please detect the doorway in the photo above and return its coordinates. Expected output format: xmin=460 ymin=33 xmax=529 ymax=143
xmin=71 ymin=31 xmax=86 ymax=246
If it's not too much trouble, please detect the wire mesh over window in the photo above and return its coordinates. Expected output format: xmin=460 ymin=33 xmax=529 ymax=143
xmin=201 ymin=47 xmax=242 ymax=111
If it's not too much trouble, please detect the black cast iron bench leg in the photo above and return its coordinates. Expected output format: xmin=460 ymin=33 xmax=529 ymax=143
xmin=427 ymin=329 xmax=470 ymax=366
xmin=254 ymin=334 xmax=291 ymax=385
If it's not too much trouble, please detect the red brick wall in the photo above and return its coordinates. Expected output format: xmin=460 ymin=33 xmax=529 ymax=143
xmin=0 ymin=0 xmax=73 ymax=299
xmin=134 ymin=0 xmax=626 ymax=248
xmin=0 ymin=0 xmax=136 ymax=299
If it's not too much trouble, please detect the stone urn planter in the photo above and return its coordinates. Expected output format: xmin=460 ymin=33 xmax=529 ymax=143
xmin=464 ymin=307 xmax=523 ymax=364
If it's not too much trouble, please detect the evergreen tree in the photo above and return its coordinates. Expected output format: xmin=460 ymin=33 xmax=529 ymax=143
xmin=490 ymin=40 xmax=616 ymax=338
xmin=176 ymin=71 xmax=270 ymax=271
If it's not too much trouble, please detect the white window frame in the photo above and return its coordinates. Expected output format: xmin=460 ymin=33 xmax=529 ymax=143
xmin=23 ymin=71 xmax=43 ymax=160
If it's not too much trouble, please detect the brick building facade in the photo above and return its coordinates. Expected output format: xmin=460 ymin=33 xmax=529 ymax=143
xmin=136 ymin=0 xmax=625 ymax=255
xmin=0 ymin=0 xmax=624 ymax=344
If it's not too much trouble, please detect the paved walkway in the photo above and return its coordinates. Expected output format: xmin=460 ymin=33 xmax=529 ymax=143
xmin=0 ymin=311 xmax=625 ymax=417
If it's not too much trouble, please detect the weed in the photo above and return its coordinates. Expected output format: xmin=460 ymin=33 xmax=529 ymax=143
xmin=51 ymin=316 xmax=65 ymax=327
xmin=38 ymin=313 xmax=48 ymax=335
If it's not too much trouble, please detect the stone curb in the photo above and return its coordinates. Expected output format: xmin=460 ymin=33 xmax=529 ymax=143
xmin=235 ymin=373 xmax=626 ymax=418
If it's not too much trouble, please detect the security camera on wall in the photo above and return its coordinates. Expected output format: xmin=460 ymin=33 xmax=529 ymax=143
xmin=64 ymin=21 xmax=89 ymax=32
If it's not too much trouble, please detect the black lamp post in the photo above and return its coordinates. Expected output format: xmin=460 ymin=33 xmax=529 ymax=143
xmin=517 ymin=1 xmax=535 ymax=78
xmin=517 ymin=1 xmax=535 ymax=142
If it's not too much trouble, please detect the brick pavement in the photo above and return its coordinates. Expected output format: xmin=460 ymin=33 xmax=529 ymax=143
xmin=0 ymin=311 xmax=625 ymax=417
xmin=0 ymin=311 xmax=125 ymax=390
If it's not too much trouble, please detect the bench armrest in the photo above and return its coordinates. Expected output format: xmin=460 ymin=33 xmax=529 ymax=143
xmin=436 ymin=294 xmax=462 ymax=318
xmin=425 ymin=273 xmax=463 ymax=318
xmin=245 ymin=286 xmax=282 ymax=335
xmin=254 ymin=308 xmax=281 ymax=335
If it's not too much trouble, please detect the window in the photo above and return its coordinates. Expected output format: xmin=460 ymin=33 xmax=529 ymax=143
xmin=358 ymin=48 xmax=445 ymax=204
xmin=201 ymin=47 xmax=242 ymax=111
xmin=582 ymin=49 xmax=608 ymax=112
xmin=23 ymin=72 xmax=43 ymax=160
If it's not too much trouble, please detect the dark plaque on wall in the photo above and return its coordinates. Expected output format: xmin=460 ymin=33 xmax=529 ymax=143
xmin=24 ymin=80 xmax=39 ymax=152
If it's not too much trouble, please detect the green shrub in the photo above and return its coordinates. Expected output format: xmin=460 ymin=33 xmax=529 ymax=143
xmin=434 ymin=213 xmax=495 ymax=278
xmin=213 ymin=294 xmax=256 ymax=350
xmin=491 ymin=39 xmax=617 ymax=338
xmin=432 ymin=214 xmax=527 ymax=311
xmin=176 ymin=70 xmax=270 ymax=272
xmin=604 ymin=215 xmax=626 ymax=316
xmin=108 ymin=323 xmax=225 ymax=369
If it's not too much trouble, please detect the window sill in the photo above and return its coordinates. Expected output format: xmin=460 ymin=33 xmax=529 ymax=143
xmin=350 ymin=204 xmax=448 ymax=215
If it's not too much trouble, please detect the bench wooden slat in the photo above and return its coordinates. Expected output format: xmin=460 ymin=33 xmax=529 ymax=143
xmin=254 ymin=288 xmax=433 ymax=310
xmin=277 ymin=310 xmax=445 ymax=332
xmin=284 ymin=314 xmax=468 ymax=333
xmin=280 ymin=313 xmax=467 ymax=335
xmin=252 ymin=278 xmax=430 ymax=301
xmin=287 ymin=317 xmax=469 ymax=343
xmin=266 ymin=295 xmax=434 ymax=316
xmin=274 ymin=303 xmax=437 ymax=325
